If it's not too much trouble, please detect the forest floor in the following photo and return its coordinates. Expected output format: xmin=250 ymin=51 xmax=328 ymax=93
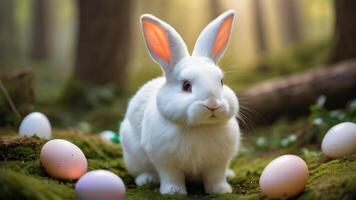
xmin=1 ymin=97 xmax=356 ymax=200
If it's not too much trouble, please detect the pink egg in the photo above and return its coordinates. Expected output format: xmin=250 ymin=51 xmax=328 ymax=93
xmin=40 ymin=139 xmax=87 ymax=180
xmin=259 ymin=155 xmax=309 ymax=199
xmin=75 ymin=170 xmax=126 ymax=200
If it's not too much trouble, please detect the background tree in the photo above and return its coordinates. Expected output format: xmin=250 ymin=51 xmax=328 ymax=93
xmin=210 ymin=0 xmax=222 ymax=21
xmin=73 ymin=0 xmax=132 ymax=92
xmin=252 ymin=0 xmax=267 ymax=54
xmin=277 ymin=0 xmax=302 ymax=45
xmin=252 ymin=0 xmax=268 ymax=71
xmin=327 ymin=0 xmax=356 ymax=63
xmin=0 ymin=0 xmax=17 ymax=63
xmin=31 ymin=0 xmax=50 ymax=60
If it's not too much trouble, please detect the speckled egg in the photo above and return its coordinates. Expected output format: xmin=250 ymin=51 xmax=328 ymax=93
xmin=40 ymin=139 xmax=87 ymax=180
xmin=322 ymin=122 xmax=356 ymax=158
xmin=75 ymin=170 xmax=126 ymax=200
xmin=19 ymin=112 xmax=51 ymax=139
xmin=259 ymin=155 xmax=309 ymax=199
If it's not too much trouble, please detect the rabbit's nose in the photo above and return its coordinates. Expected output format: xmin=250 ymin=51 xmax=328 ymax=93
xmin=207 ymin=98 xmax=221 ymax=108
xmin=204 ymin=99 xmax=221 ymax=111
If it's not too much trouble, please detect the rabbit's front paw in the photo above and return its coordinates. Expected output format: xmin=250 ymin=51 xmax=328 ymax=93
xmin=226 ymin=169 xmax=235 ymax=178
xmin=135 ymin=173 xmax=158 ymax=186
xmin=160 ymin=182 xmax=187 ymax=195
xmin=206 ymin=181 xmax=232 ymax=194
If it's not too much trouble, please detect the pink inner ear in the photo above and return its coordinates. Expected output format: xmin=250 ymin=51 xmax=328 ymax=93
xmin=213 ymin=15 xmax=233 ymax=57
xmin=143 ymin=19 xmax=171 ymax=62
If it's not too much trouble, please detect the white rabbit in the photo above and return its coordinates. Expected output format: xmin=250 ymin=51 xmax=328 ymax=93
xmin=120 ymin=10 xmax=240 ymax=195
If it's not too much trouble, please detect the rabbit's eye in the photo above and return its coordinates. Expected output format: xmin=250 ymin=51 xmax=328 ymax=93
xmin=221 ymin=79 xmax=224 ymax=86
xmin=182 ymin=80 xmax=192 ymax=92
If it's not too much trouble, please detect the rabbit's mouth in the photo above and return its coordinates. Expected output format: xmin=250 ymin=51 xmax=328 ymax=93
xmin=183 ymin=102 xmax=233 ymax=126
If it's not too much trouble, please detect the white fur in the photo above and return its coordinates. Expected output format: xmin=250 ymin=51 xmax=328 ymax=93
xmin=120 ymin=10 xmax=240 ymax=195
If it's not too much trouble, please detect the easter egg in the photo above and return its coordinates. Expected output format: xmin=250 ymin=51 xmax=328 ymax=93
xmin=322 ymin=122 xmax=356 ymax=158
xmin=75 ymin=170 xmax=126 ymax=200
xmin=40 ymin=139 xmax=87 ymax=180
xmin=259 ymin=155 xmax=309 ymax=199
xmin=19 ymin=112 xmax=51 ymax=139
xmin=100 ymin=130 xmax=120 ymax=144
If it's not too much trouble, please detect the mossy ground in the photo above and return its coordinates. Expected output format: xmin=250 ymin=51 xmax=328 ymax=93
xmin=0 ymin=126 xmax=355 ymax=200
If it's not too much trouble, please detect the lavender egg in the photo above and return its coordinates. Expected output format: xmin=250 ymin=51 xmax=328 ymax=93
xmin=75 ymin=170 xmax=126 ymax=200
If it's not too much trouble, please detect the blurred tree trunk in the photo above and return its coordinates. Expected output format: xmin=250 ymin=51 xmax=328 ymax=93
xmin=328 ymin=0 xmax=356 ymax=64
xmin=74 ymin=0 xmax=132 ymax=92
xmin=0 ymin=0 xmax=17 ymax=63
xmin=240 ymin=59 xmax=356 ymax=126
xmin=31 ymin=0 xmax=50 ymax=60
xmin=252 ymin=0 xmax=268 ymax=71
xmin=253 ymin=0 xmax=267 ymax=53
xmin=277 ymin=0 xmax=302 ymax=44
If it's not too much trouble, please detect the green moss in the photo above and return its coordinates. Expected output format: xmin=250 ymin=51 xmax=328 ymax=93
xmin=299 ymin=155 xmax=356 ymax=200
xmin=53 ymin=130 xmax=122 ymax=159
xmin=1 ymin=127 xmax=356 ymax=200
xmin=0 ymin=136 xmax=45 ymax=161
xmin=0 ymin=169 xmax=75 ymax=200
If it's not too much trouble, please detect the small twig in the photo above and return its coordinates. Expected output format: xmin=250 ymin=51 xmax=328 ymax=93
xmin=0 ymin=78 xmax=21 ymax=122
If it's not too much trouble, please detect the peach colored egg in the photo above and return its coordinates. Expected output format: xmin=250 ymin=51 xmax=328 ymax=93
xmin=40 ymin=139 xmax=87 ymax=180
xmin=259 ymin=155 xmax=309 ymax=199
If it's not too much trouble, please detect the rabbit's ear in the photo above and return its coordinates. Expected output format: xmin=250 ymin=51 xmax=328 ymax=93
xmin=192 ymin=10 xmax=235 ymax=63
xmin=141 ymin=14 xmax=189 ymax=75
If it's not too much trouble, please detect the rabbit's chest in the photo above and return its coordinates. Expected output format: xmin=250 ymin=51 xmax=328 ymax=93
xmin=177 ymin=128 xmax=236 ymax=174
xmin=144 ymin=123 xmax=238 ymax=178
xmin=141 ymin=109 xmax=239 ymax=177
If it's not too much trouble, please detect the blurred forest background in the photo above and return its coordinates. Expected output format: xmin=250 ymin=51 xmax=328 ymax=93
xmin=1 ymin=1 xmax=356 ymax=199
xmin=0 ymin=0 xmax=355 ymax=131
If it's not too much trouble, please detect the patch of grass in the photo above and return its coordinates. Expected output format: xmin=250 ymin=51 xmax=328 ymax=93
xmin=1 ymin=128 xmax=356 ymax=200
xmin=299 ymin=155 xmax=356 ymax=200
xmin=52 ymin=130 xmax=122 ymax=160
xmin=0 ymin=136 xmax=45 ymax=161
xmin=0 ymin=168 xmax=75 ymax=200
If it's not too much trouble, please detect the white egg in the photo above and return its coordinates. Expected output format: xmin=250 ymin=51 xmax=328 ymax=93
xmin=322 ymin=122 xmax=356 ymax=158
xmin=40 ymin=139 xmax=87 ymax=180
xmin=259 ymin=155 xmax=309 ymax=199
xmin=19 ymin=112 xmax=51 ymax=139
xmin=75 ymin=170 xmax=126 ymax=200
